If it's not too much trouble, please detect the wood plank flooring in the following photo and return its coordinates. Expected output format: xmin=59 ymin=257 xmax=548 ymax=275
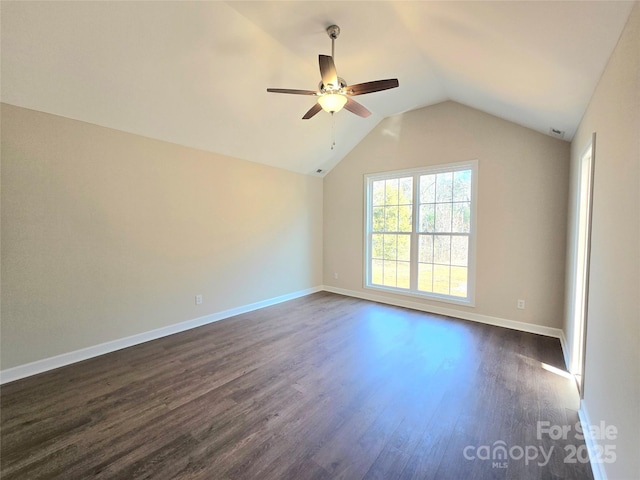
xmin=1 ymin=292 xmax=594 ymax=479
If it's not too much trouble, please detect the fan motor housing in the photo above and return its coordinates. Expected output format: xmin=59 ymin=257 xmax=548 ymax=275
xmin=319 ymin=77 xmax=347 ymax=94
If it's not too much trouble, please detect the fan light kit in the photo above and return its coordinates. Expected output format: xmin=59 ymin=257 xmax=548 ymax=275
xmin=267 ymin=24 xmax=399 ymax=121
xmin=318 ymin=93 xmax=348 ymax=113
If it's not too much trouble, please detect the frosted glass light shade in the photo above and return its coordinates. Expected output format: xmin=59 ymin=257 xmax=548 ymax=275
xmin=318 ymin=93 xmax=347 ymax=113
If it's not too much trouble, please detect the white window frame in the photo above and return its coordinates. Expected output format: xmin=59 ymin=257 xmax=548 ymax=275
xmin=363 ymin=160 xmax=478 ymax=307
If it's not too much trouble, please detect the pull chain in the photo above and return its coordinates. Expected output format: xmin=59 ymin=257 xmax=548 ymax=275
xmin=331 ymin=112 xmax=336 ymax=150
xmin=328 ymin=26 xmax=339 ymax=151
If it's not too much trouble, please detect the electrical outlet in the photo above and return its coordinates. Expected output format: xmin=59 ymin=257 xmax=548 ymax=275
xmin=333 ymin=272 xmax=339 ymax=280
xmin=195 ymin=294 xmax=203 ymax=305
xmin=517 ymin=299 xmax=525 ymax=310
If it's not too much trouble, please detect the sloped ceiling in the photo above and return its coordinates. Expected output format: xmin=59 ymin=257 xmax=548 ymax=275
xmin=1 ymin=1 xmax=634 ymax=175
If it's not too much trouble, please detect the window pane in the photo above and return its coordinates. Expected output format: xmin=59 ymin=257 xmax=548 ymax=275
xmin=451 ymin=236 xmax=468 ymax=266
xmin=433 ymin=265 xmax=451 ymax=294
xmin=399 ymin=177 xmax=413 ymax=204
xmin=397 ymin=235 xmax=411 ymax=261
xmin=419 ymin=235 xmax=433 ymax=263
xmin=453 ymin=170 xmax=471 ymax=202
xmin=385 ymin=206 xmax=398 ymax=232
xmin=452 ymin=202 xmax=470 ymax=233
xmin=373 ymin=207 xmax=384 ymax=232
xmin=419 ymin=204 xmax=435 ymax=232
xmin=451 ymin=267 xmax=468 ymax=297
xmin=435 ymin=203 xmax=452 ymax=233
xmin=436 ymin=172 xmax=453 ymax=202
xmin=397 ymin=261 xmax=410 ymax=289
xmin=434 ymin=235 xmax=451 ymax=264
xmin=373 ymin=180 xmax=385 ymax=206
xmin=399 ymin=205 xmax=412 ymax=232
xmin=418 ymin=263 xmax=433 ymax=292
xmin=420 ymin=174 xmax=436 ymax=203
xmin=371 ymin=259 xmax=384 ymax=285
xmin=385 ymin=178 xmax=399 ymax=205
xmin=383 ymin=260 xmax=397 ymax=287
xmin=372 ymin=234 xmax=384 ymax=259
xmin=383 ymin=234 xmax=397 ymax=260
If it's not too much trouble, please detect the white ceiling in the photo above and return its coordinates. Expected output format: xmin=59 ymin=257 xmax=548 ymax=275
xmin=1 ymin=1 xmax=634 ymax=175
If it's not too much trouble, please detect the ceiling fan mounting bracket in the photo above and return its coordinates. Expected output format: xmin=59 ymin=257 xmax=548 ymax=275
xmin=326 ymin=25 xmax=340 ymax=40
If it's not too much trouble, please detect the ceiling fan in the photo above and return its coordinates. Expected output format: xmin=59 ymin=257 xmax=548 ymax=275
xmin=267 ymin=25 xmax=399 ymax=120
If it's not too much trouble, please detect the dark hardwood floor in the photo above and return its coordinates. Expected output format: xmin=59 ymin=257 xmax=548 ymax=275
xmin=1 ymin=292 xmax=593 ymax=479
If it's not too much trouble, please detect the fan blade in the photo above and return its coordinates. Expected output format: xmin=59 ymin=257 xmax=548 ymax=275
xmin=267 ymin=88 xmax=318 ymax=95
xmin=345 ymin=79 xmax=399 ymax=96
xmin=344 ymin=97 xmax=371 ymax=118
xmin=302 ymin=102 xmax=322 ymax=120
xmin=319 ymin=55 xmax=338 ymax=89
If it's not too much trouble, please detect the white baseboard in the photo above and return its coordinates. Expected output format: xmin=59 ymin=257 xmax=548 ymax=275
xmin=0 ymin=285 xmax=566 ymax=385
xmin=322 ymin=285 xmax=564 ymax=340
xmin=578 ymin=400 xmax=608 ymax=480
xmin=0 ymin=286 xmax=323 ymax=385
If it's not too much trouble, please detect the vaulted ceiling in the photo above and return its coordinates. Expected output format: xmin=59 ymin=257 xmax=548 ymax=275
xmin=1 ymin=1 xmax=634 ymax=175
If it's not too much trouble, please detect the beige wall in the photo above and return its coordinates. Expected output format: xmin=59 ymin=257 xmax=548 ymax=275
xmin=324 ymin=101 xmax=570 ymax=329
xmin=1 ymin=103 xmax=323 ymax=369
xmin=564 ymin=3 xmax=639 ymax=479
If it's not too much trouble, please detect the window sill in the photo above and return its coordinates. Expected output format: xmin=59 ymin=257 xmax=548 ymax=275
xmin=364 ymin=284 xmax=475 ymax=308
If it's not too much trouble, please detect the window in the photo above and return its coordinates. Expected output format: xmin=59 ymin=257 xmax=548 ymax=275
xmin=364 ymin=161 xmax=477 ymax=305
